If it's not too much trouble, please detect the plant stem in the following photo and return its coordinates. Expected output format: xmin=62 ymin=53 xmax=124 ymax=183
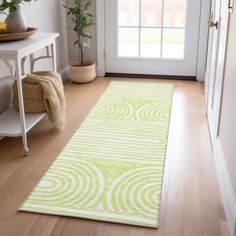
xmin=64 ymin=0 xmax=94 ymax=67
xmin=80 ymin=44 xmax=84 ymax=66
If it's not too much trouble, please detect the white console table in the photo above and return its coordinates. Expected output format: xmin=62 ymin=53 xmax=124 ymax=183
xmin=0 ymin=32 xmax=59 ymax=156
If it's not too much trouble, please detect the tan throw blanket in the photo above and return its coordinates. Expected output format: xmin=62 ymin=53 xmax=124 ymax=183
xmin=13 ymin=71 xmax=66 ymax=129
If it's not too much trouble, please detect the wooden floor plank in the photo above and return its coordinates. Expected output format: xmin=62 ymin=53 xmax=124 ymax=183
xmin=21 ymin=215 xmax=58 ymax=236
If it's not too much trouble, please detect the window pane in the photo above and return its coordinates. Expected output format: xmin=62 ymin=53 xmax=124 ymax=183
xmin=141 ymin=0 xmax=162 ymax=27
xmin=118 ymin=28 xmax=139 ymax=57
xmin=118 ymin=0 xmax=139 ymax=26
xmin=162 ymin=29 xmax=185 ymax=58
xmin=163 ymin=0 xmax=186 ymax=27
xmin=141 ymin=28 xmax=161 ymax=58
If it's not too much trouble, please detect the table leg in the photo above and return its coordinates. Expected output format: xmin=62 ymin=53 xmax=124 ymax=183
xmin=15 ymin=58 xmax=29 ymax=156
xmin=51 ymin=42 xmax=57 ymax=72
xmin=30 ymin=54 xmax=34 ymax=73
xmin=21 ymin=57 xmax=27 ymax=77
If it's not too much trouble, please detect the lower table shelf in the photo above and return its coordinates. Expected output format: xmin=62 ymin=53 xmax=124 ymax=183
xmin=0 ymin=107 xmax=46 ymax=137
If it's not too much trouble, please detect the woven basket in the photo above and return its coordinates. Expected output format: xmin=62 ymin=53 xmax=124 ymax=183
xmin=12 ymin=79 xmax=46 ymax=114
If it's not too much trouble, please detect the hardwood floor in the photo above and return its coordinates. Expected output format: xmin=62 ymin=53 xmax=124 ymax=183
xmin=0 ymin=77 xmax=229 ymax=236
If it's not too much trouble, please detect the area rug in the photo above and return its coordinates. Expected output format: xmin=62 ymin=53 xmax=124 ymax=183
xmin=19 ymin=81 xmax=174 ymax=228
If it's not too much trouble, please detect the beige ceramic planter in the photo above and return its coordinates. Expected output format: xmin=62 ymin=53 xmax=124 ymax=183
xmin=69 ymin=62 xmax=96 ymax=83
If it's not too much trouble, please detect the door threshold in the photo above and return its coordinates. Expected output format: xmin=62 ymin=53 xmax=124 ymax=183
xmin=105 ymin=73 xmax=197 ymax=81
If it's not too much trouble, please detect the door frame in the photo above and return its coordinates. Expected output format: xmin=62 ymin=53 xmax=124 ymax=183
xmin=96 ymin=0 xmax=211 ymax=81
xmin=206 ymin=0 xmax=231 ymax=142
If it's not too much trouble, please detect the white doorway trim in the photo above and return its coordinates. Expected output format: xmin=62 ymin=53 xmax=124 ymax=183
xmin=96 ymin=0 xmax=106 ymax=76
xmin=96 ymin=0 xmax=211 ymax=81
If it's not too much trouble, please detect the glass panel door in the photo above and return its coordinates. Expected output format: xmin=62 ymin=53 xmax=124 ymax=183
xmin=105 ymin=0 xmax=202 ymax=76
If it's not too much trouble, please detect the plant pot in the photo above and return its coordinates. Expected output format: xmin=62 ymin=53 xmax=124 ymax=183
xmin=69 ymin=62 xmax=96 ymax=83
xmin=5 ymin=8 xmax=27 ymax=33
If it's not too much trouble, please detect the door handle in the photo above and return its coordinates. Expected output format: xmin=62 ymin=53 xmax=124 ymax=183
xmin=228 ymin=0 xmax=234 ymax=13
xmin=208 ymin=20 xmax=218 ymax=29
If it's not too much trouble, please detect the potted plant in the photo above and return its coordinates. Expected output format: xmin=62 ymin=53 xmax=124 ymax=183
xmin=64 ymin=0 xmax=96 ymax=83
xmin=0 ymin=0 xmax=37 ymax=33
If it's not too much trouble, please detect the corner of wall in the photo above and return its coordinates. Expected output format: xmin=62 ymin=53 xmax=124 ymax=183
xmin=59 ymin=66 xmax=69 ymax=83
xmin=234 ymin=219 xmax=236 ymax=236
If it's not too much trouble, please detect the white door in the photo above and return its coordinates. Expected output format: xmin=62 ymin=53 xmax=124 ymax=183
xmin=105 ymin=0 xmax=202 ymax=76
xmin=204 ymin=0 xmax=217 ymax=105
xmin=205 ymin=0 xmax=230 ymax=140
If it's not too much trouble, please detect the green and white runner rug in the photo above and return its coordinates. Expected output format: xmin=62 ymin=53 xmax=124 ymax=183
xmin=19 ymin=81 xmax=173 ymax=228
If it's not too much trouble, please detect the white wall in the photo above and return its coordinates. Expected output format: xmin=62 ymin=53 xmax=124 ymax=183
xmin=0 ymin=0 xmax=69 ymax=114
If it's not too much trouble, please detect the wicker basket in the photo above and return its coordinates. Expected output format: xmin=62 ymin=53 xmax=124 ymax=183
xmin=12 ymin=79 xmax=46 ymax=114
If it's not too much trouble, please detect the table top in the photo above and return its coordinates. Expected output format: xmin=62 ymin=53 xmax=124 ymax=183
xmin=0 ymin=32 xmax=59 ymax=56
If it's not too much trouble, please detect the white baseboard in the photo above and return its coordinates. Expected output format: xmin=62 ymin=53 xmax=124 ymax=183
xmin=213 ymin=138 xmax=236 ymax=235
xmin=59 ymin=66 xmax=69 ymax=83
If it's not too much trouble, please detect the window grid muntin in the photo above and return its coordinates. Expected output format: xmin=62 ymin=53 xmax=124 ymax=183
xmin=117 ymin=0 xmax=187 ymax=59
